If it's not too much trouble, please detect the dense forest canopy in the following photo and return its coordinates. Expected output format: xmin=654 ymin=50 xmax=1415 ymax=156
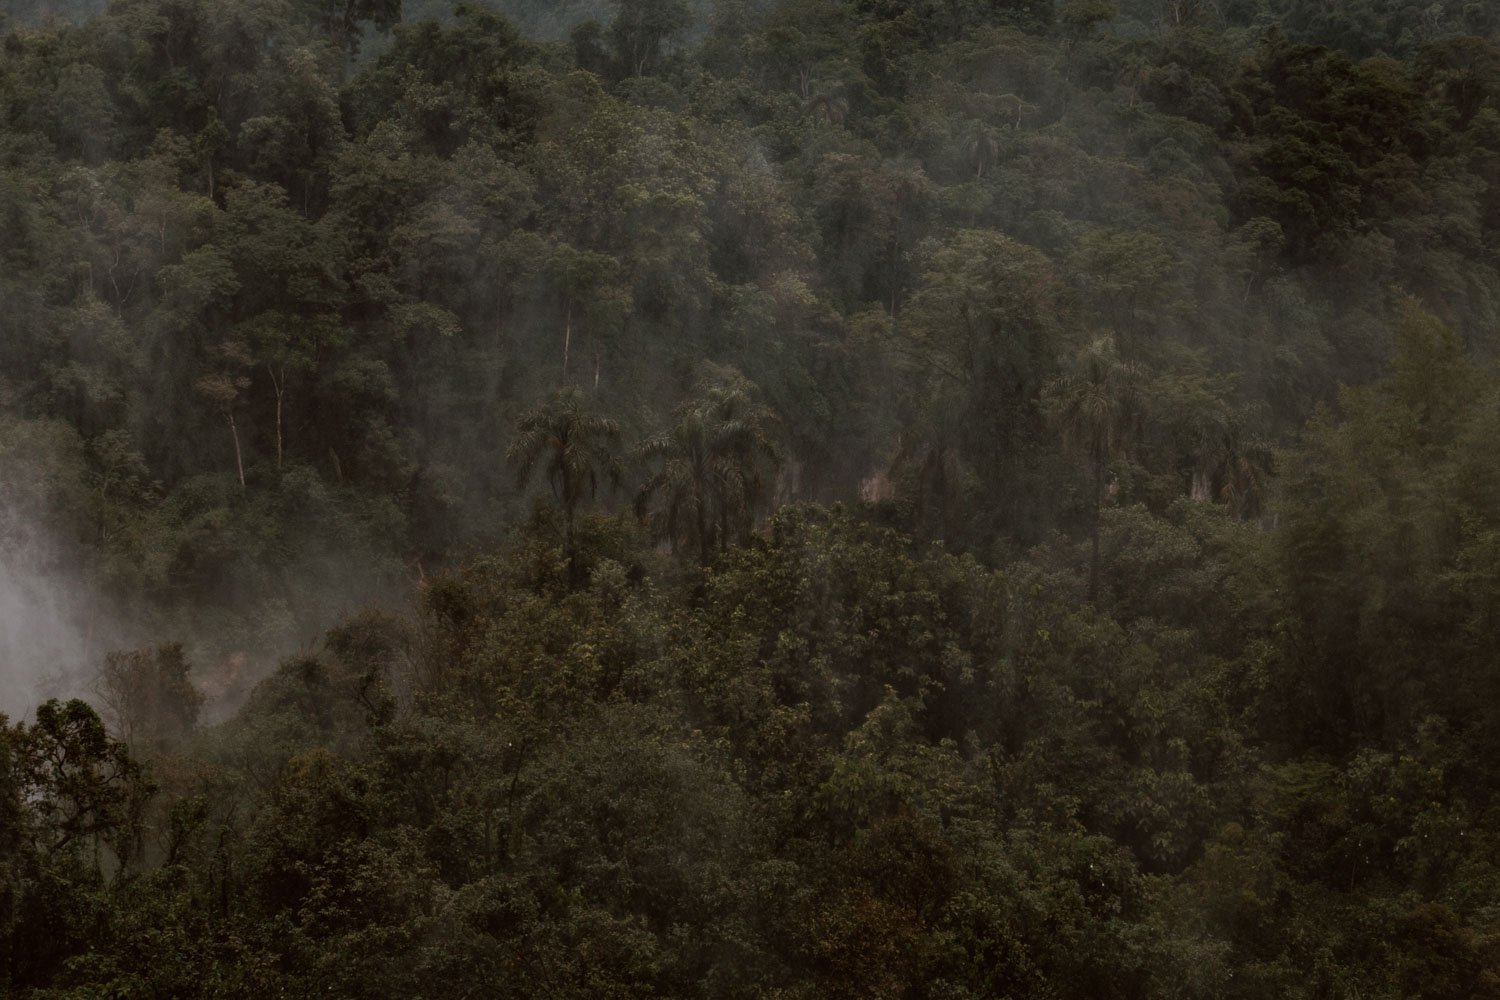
xmin=2 ymin=0 xmax=1500 ymax=994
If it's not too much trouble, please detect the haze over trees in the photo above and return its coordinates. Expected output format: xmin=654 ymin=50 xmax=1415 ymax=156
xmin=3 ymin=0 xmax=1500 ymax=994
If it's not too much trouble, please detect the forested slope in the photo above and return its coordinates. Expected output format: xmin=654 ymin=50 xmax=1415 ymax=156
xmin=3 ymin=0 xmax=1500 ymax=995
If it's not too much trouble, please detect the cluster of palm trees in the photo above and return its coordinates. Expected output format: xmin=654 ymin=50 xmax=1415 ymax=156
xmin=1042 ymin=336 xmax=1271 ymax=601
xmin=505 ymin=365 xmax=780 ymax=575
xmin=509 ymin=344 xmax=1270 ymax=599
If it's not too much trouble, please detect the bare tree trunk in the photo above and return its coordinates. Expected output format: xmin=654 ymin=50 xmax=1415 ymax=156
xmin=697 ymin=501 xmax=710 ymax=566
xmin=564 ymin=500 xmax=581 ymax=587
xmin=228 ymin=412 xmax=245 ymax=488
xmin=889 ymin=206 xmax=902 ymax=320
xmin=1190 ymin=465 xmax=1211 ymax=501
xmin=562 ymin=301 xmax=573 ymax=384
xmin=268 ymin=364 xmax=284 ymax=470
xmin=1089 ymin=455 xmax=1103 ymax=603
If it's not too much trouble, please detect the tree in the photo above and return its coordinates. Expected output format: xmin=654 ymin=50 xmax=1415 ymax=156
xmin=240 ymin=312 xmax=332 ymax=472
xmin=809 ymin=153 xmax=934 ymax=318
xmin=1275 ymin=301 xmax=1498 ymax=745
xmin=1198 ymin=429 xmax=1273 ymax=519
xmin=96 ymin=643 xmax=204 ymax=751
xmin=194 ymin=340 xmax=254 ymax=488
xmin=894 ymin=230 xmax=1063 ymax=543
xmin=299 ymin=0 xmax=402 ymax=63
xmin=959 ymin=120 xmax=1001 ymax=178
xmin=635 ymin=366 xmax=780 ymax=565
xmin=494 ymin=236 xmax=631 ymax=388
xmin=1 ymin=700 xmax=153 ymax=990
xmin=1068 ymin=228 xmax=1181 ymax=349
xmin=608 ymin=0 xmax=692 ymax=77
xmin=507 ymin=388 xmax=622 ymax=579
xmin=12 ymin=698 xmax=154 ymax=862
xmin=1044 ymin=337 xmax=1145 ymax=603
xmin=804 ymin=86 xmax=850 ymax=125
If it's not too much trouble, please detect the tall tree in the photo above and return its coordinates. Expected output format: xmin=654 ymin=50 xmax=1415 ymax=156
xmin=608 ymin=0 xmax=692 ymax=77
xmin=635 ymin=366 xmax=780 ymax=565
xmin=895 ymin=230 xmax=1063 ymax=542
xmin=507 ymin=387 xmax=622 ymax=577
xmin=1043 ymin=337 xmax=1144 ymax=603
xmin=95 ymin=643 xmax=203 ymax=751
xmin=194 ymin=340 xmax=254 ymax=488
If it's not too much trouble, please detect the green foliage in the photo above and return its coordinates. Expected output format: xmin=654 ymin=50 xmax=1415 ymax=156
xmin=1277 ymin=302 xmax=1500 ymax=749
xmin=97 ymin=643 xmax=204 ymax=751
xmin=635 ymin=363 xmax=780 ymax=565
xmin=1 ymin=700 xmax=154 ymax=991
xmin=507 ymin=385 xmax=623 ymax=577
xmin=2 ymin=0 xmax=1500 ymax=994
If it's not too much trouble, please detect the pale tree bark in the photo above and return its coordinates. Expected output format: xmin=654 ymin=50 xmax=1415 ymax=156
xmin=227 ymin=412 xmax=245 ymax=488
xmin=562 ymin=301 xmax=573 ymax=384
xmin=1089 ymin=453 xmax=1103 ymax=604
xmin=267 ymin=363 xmax=285 ymax=470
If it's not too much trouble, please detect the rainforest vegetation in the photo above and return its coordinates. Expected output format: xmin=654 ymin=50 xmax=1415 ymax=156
xmin=3 ymin=0 xmax=1500 ymax=994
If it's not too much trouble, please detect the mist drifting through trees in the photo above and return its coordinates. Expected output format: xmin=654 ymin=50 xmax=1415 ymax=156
xmin=3 ymin=0 xmax=1500 ymax=994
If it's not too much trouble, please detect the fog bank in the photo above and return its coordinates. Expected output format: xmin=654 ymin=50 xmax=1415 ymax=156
xmin=0 ymin=536 xmax=114 ymax=719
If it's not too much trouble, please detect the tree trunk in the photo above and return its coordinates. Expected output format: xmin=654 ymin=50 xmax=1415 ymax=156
xmin=228 ymin=412 xmax=245 ymax=488
xmin=889 ymin=217 xmax=901 ymax=320
xmin=1190 ymin=465 xmax=1211 ymax=501
xmin=564 ymin=503 xmax=578 ymax=584
xmin=268 ymin=364 xmax=284 ymax=470
xmin=1089 ymin=455 xmax=1103 ymax=603
xmin=697 ymin=500 xmax=710 ymax=567
xmin=562 ymin=301 xmax=573 ymax=384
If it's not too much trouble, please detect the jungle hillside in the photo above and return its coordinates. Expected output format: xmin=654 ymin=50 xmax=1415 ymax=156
xmin=4 ymin=0 xmax=1500 ymax=995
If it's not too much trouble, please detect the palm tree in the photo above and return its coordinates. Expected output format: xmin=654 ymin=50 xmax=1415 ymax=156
xmin=887 ymin=431 xmax=969 ymax=544
xmin=802 ymin=87 xmax=849 ymax=125
xmin=507 ymin=387 xmax=622 ymax=575
xmin=1043 ymin=337 xmax=1144 ymax=603
xmin=635 ymin=404 xmax=715 ymax=565
xmin=1170 ymin=392 xmax=1273 ymax=519
xmin=636 ymin=367 xmax=780 ymax=565
xmin=1205 ymin=431 xmax=1273 ymax=520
